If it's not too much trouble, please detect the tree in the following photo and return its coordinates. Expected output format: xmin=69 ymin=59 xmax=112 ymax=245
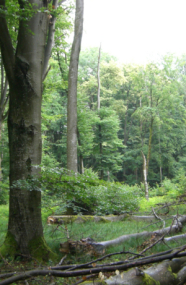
xmin=67 ymin=0 xmax=84 ymax=173
xmin=0 ymin=0 xmax=62 ymax=259
xmin=0 ymin=50 xmax=9 ymax=181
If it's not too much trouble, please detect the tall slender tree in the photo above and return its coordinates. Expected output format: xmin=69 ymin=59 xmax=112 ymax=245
xmin=67 ymin=0 xmax=84 ymax=173
xmin=0 ymin=50 xmax=8 ymax=180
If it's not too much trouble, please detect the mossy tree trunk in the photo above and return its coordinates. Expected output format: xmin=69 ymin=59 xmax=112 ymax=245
xmin=0 ymin=0 xmax=58 ymax=259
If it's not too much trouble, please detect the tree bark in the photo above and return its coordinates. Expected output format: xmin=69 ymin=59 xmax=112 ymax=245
xmin=0 ymin=0 xmax=57 ymax=259
xmin=67 ymin=0 xmax=84 ymax=173
xmin=8 ymin=1 xmax=47 ymax=257
xmin=77 ymin=127 xmax=84 ymax=174
xmin=0 ymin=50 xmax=8 ymax=180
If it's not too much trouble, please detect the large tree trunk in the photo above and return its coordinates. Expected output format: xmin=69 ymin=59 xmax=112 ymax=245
xmin=7 ymin=3 xmax=47 ymax=257
xmin=0 ymin=0 xmax=58 ymax=259
xmin=67 ymin=0 xmax=84 ymax=173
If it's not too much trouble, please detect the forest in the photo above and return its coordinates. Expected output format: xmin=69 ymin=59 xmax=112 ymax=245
xmin=1 ymin=0 xmax=186 ymax=284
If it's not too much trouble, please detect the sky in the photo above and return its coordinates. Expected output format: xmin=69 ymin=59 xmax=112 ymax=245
xmin=81 ymin=0 xmax=186 ymax=64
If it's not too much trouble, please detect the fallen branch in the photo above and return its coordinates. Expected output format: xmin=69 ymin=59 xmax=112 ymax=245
xmin=152 ymin=207 xmax=165 ymax=228
xmin=88 ymin=215 xmax=186 ymax=252
xmin=165 ymin=233 xmax=186 ymax=242
xmin=1 ymin=246 xmax=186 ymax=285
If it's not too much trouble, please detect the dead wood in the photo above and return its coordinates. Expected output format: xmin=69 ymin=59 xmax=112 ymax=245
xmin=1 ymin=247 xmax=186 ymax=285
xmin=86 ymin=215 xmax=186 ymax=253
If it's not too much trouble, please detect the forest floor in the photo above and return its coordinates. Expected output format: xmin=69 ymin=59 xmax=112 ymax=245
xmin=0 ymin=204 xmax=186 ymax=284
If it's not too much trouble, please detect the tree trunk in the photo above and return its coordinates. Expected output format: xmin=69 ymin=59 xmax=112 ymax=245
xmin=141 ymin=151 xmax=149 ymax=200
xmin=67 ymin=0 xmax=84 ymax=173
xmin=97 ymin=44 xmax=101 ymax=110
xmin=77 ymin=128 xmax=84 ymax=174
xmin=0 ymin=0 xmax=58 ymax=260
xmin=0 ymin=50 xmax=8 ymax=180
xmin=159 ymin=123 xmax=163 ymax=183
xmin=0 ymin=120 xmax=2 ymax=181
xmin=97 ymin=45 xmax=103 ymax=179
xmin=146 ymin=117 xmax=153 ymax=175
xmin=7 ymin=4 xmax=48 ymax=257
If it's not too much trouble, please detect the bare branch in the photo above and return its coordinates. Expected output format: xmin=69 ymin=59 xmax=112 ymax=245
xmin=152 ymin=207 xmax=165 ymax=228
xmin=1 ymin=247 xmax=186 ymax=285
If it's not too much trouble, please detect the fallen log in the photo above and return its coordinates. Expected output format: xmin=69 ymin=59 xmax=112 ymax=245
xmin=59 ymin=215 xmax=186 ymax=255
xmin=164 ymin=233 xmax=186 ymax=242
xmin=1 ymin=247 xmax=186 ymax=285
xmin=104 ymin=255 xmax=186 ymax=285
xmin=47 ymin=214 xmax=129 ymax=224
xmin=88 ymin=215 xmax=186 ymax=252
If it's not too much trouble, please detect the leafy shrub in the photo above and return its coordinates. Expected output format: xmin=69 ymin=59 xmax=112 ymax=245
xmin=94 ymin=183 xmax=140 ymax=215
xmin=40 ymin=167 xmax=139 ymax=215
xmin=140 ymin=196 xmax=167 ymax=212
xmin=173 ymin=169 xmax=186 ymax=196
xmin=40 ymin=167 xmax=99 ymax=214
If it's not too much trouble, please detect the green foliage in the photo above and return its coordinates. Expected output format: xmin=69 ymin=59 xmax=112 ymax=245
xmin=173 ymin=168 xmax=186 ymax=195
xmin=40 ymin=167 xmax=139 ymax=215
xmin=77 ymin=92 xmax=99 ymax=158
xmin=0 ymin=180 xmax=9 ymax=205
xmin=0 ymin=205 xmax=8 ymax=244
xmin=94 ymin=182 xmax=140 ymax=215
xmin=139 ymin=196 xmax=167 ymax=212
xmin=79 ymin=47 xmax=117 ymax=82
xmin=140 ymin=175 xmax=186 ymax=212
xmin=92 ymin=107 xmax=124 ymax=179
xmin=41 ymin=167 xmax=100 ymax=214
xmin=41 ymin=48 xmax=186 ymax=186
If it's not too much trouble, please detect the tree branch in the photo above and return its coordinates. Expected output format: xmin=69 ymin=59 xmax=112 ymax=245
xmin=1 ymin=247 xmax=186 ymax=285
xmin=42 ymin=0 xmax=59 ymax=81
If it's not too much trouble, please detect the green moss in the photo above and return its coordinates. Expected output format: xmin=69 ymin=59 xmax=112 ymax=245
xmin=0 ymin=231 xmax=18 ymax=258
xmin=168 ymin=265 xmax=177 ymax=279
xmin=50 ymin=215 xmax=112 ymax=224
xmin=28 ymin=236 xmax=57 ymax=262
xmin=143 ymin=273 xmax=160 ymax=285
xmin=0 ymin=232 xmax=57 ymax=262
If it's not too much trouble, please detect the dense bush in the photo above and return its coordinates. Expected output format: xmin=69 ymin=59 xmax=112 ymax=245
xmin=40 ymin=167 xmax=139 ymax=215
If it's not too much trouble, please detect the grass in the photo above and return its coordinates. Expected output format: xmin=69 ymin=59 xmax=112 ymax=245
xmin=42 ymin=212 xmax=180 ymax=263
xmin=0 ymin=204 xmax=186 ymax=284
xmin=1 ymin=204 xmax=185 ymax=261
xmin=0 ymin=205 xmax=8 ymax=246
